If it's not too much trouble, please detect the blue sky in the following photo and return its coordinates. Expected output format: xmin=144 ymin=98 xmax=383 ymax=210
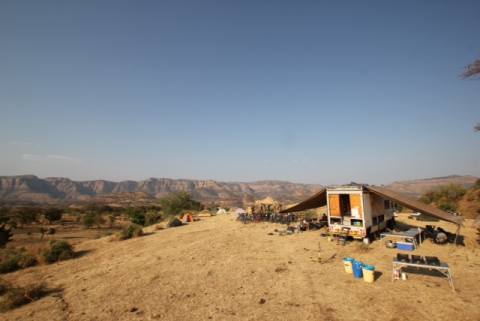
xmin=1 ymin=1 xmax=479 ymax=184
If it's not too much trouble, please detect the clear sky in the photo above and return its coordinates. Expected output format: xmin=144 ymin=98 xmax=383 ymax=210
xmin=1 ymin=1 xmax=479 ymax=185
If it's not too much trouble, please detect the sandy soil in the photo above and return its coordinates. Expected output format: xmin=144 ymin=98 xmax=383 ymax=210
xmin=2 ymin=214 xmax=480 ymax=321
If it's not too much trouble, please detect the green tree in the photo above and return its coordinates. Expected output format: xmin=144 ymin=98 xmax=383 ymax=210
xmin=0 ymin=224 xmax=13 ymax=247
xmin=159 ymin=192 xmax=202 ymax=216
xmin=13 ymin=208 xmax=37 ymax=227
xmin=126 ymin=208 xmax=146 ymax=226
xmin=83 ymin=212 xmax=105 ymax=229
xmin=462 ymin=57 xmax=479 ymax=131
xmin=44 ymin=208 xmax=63 ymax=224
xmin=98 ymin=205 xmax=114 ymax=213
xmin=463 ymin=58 xmax=480 ymax=79
xmin=0 ymin=207 xmax=10 ymax=225
xmin=83 ymin=213 xmax=95 ymax=228
xmin=145 ymin=210 xmax=162 ymax=226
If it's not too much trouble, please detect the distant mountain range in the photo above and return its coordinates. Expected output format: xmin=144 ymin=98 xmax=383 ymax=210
xmin=0 ymin=175 xmax=321 ymax=206
xmin=0 ymin=174 xmax=477 ymax=206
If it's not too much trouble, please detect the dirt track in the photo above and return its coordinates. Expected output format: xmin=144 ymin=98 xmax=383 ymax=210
xmin=2 ymin=214 xmax=480 ymax=321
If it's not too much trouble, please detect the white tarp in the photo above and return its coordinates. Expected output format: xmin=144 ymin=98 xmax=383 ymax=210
xmin=234 ymin=208 xmax=247 ymax=215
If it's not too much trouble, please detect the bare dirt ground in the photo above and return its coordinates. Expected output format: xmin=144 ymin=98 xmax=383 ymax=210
xmin=2 ymin=214 xmax=480 ymax=321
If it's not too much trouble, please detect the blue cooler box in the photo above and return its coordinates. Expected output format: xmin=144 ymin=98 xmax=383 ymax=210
xmin=396 ymin=241 xmax=414 ymax=251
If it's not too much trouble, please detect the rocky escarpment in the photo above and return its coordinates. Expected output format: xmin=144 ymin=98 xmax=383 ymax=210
xmin=0 ymin=175 xmax=321 ymax=206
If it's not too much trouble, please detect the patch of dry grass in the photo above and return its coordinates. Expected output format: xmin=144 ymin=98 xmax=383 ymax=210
xmin=1 ymin=214 xmax=480 ymax=321
xmin=0 ymin=279 xmax=50 ymax=312
xmin=354 ymin=243 xmax=372 ymax=253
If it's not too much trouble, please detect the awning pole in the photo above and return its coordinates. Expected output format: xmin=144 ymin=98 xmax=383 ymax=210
xmin=454 ymin=224 xmax=461 ymax=246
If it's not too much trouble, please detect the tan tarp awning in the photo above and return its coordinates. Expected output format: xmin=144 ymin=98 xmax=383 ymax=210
xmin=279 ymin=188 xmax=327 ymax=213
xmin=255 ymin=197 xmax=279 ymax=205
xmin=280 ymin=185 xmax=462 ymax=225
xmin=364 ymin=185 xmax=463 ymax=225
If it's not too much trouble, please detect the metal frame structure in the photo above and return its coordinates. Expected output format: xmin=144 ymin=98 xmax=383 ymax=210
xmin=380 ymin=227 xmax=423 ymax=250
xmin=392 ymin=260 xmax=455 ymax=291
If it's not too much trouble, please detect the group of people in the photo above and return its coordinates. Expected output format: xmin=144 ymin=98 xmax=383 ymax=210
xmin=236 ymin=201 xmax=329 ymax=231
xmin=237 ymin=211 xmax=329 ymax=229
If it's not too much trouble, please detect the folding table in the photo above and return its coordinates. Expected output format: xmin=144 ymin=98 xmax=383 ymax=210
xmin=392 ymin=259 xmax=455 ymax=291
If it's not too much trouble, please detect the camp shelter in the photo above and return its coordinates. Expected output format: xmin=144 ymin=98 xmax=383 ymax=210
xmin=181 ymin=213 xmax=194 ymax=223
xmin=254 ymin=196 xmax=282 ymax=214
xmin=216 ymin=208 xmax=227 ymax=215
xmin=255 ymin=197 xmax=278 ymax=206
xmin=281 ymin=184 xmax=462 ymax=240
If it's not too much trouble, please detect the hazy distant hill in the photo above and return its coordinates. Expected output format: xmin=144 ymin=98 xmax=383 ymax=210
xmin=385 ymin=175 xmax=478 ymax=197
xmin=0 ymin=175 xmax=322 ymax=206
xmin=0 ymin=174 xmax=477 ymax=206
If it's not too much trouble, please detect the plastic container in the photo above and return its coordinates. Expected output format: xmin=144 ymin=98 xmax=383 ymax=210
xmin=352 ymin=261 xmax=364 ymax=279
xmin=362 ymin=265 xmax=375 ymax=283
xmin=343 ymin=258 xmax=354 ymax=274
xmin=397 ymin=242 xmax=414 ymax=251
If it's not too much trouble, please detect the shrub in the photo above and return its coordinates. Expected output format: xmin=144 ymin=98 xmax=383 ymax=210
xmin=12 ymin=208 xmax=38 ymax=227
xmin=0 ymin=281 xmax=48 ymax=312
xmin=83 ymin=213 xmax=95 ymax=228
xmin=0 ymin=208 xmax=10 ymax=225
xmin=43 ymin=241 xmax=74 ymax=264
xmin=17 ymin=253 xmax=37 ymax=269
xmin=107 ymin=214 xmax=116 ymax=228
xmin=438 ymin=202 xmax=457 ymax=212
xmin=168 ymin=218 xmax=183 ymax=228
xmin=83 ymin=212 xmax=105 ymax=228
xmin=0 ymin=258 xmax=18 ymax=274
xmin=0 ymin=278 xmax=9 ymax=295
xmin=0 ymin=224 xmax=13 ymax=247
xmin=145 ymin=211 xmax=162 ymax=226
xmin=46 ymin=227 xmax=56 ymax=235
xmin=0 ymin=249 xmax=37 ymax=274
xmin=97 ymin=205 xmax=114 ymax=213
xmin=117 ymin=224 xmax=143 ymax=240
xmin=474 ymin=179 xmax=480 ymax=190
xmin=420 ymin=184 xmax=467 ymax=211
xmin=44 ymin=208 xmax=63 ymax=223
xmin=126 ymin=208 xmax=146 ymax=226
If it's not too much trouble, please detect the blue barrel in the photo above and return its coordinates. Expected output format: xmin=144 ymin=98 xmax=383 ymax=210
xmin=352 ymin=261 xmax=364 ymax=278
